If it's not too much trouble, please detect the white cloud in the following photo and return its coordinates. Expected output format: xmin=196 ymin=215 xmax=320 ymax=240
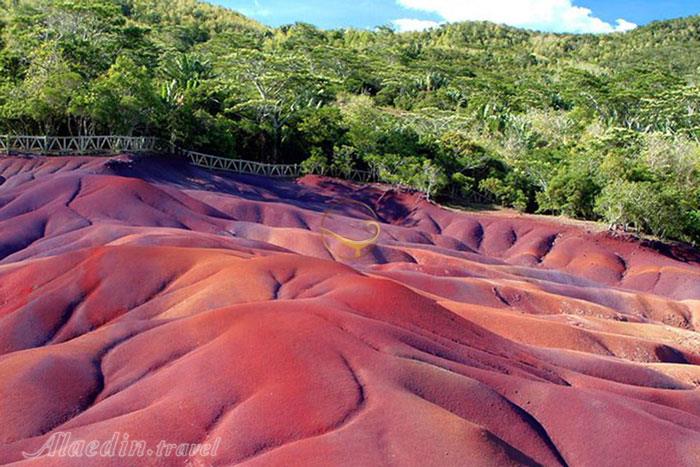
xmin=613 ymin=18 xmax=638 ymax=33
xmin=392 ymin=18 xmax=442 ymax=32
xmin=395 ymin=0 xmax=638 ymax=34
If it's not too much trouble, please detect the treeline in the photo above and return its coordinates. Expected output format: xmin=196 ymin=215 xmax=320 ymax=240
xmin=0 ymin=0 xmax=699 ymax=243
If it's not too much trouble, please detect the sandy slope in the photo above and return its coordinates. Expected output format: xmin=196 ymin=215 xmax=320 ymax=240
xmin=0 ymin=154 xmax=699 ymax=466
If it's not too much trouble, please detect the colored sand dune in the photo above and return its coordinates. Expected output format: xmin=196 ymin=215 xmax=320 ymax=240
xmin=0 ymin=154 xmax=699 ymax=466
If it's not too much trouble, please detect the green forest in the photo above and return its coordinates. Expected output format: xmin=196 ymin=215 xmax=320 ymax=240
xmin=1 ymin=0 xmax=699 ymax=243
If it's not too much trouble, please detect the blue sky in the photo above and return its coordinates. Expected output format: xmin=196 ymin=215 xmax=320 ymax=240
xmin=212 ymin=0 xmax=700 ymax=33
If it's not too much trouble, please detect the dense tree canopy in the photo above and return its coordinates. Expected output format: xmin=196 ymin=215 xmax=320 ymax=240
xmin=1 ymin=0 xmax=699 ymax=243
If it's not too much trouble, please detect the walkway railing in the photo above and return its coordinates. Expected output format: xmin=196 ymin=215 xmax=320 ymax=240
xmin=315 ymin=167 xmax=377 ymax=183
xmin=184 ymin=150 xmax=303 ymax=178
xmin=183 ymin=150 xmax=379 ymax=181
xmin=0 ymin=135 xmax=160 ymax=155
xmin=0 ymin=134 xmax=381 ymax=182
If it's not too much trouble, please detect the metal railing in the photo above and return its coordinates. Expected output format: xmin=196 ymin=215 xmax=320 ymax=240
xmin=316 ymin=167 xmax=377 ymax=183
xmin=0 ymin=135 xmax=160 ymax=155
xmin=184 ymin=150 xmax=303 ymax=178
xmin=0 ymin=134 xmax=381 ymax=182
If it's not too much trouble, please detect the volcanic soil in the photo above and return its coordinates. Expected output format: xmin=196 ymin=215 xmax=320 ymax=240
xmin=0 ymin=154 xmax=699 ymax=466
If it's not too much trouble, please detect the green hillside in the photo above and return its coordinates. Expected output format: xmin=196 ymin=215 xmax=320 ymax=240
xmin=1 ymin=0 xmax=698 ymax=243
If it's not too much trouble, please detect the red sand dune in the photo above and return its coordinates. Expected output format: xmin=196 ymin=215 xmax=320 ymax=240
xmin=0 ymin=154 xmax=699 ymax=466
